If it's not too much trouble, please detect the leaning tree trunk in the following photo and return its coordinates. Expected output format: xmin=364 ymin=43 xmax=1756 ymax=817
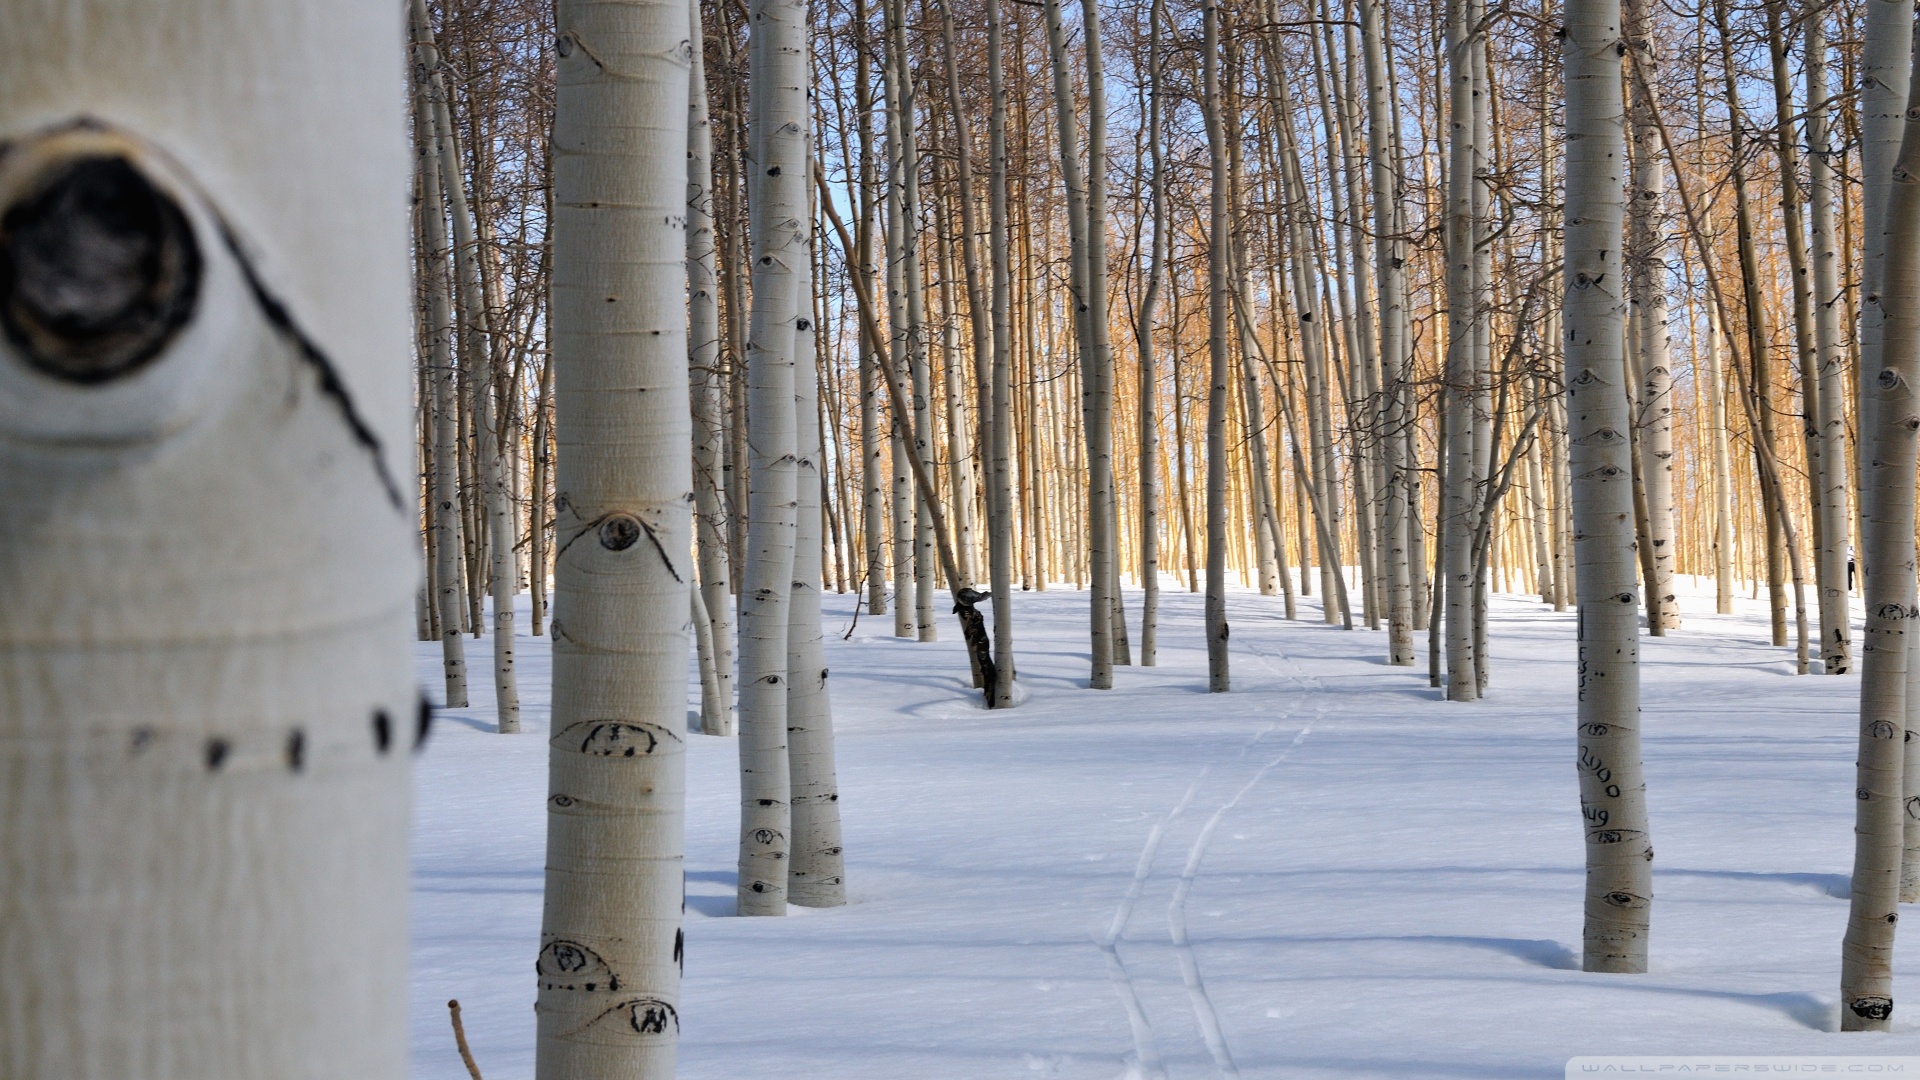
xmin=1201 ymin=0 xmax=1231 ymax=693
xmin=735 ymin=0 xmax=808 ymax=916
xmin=1841 ymin=19 xmax=1920 ymax=1033
xmin=1565 ymin=0 xmax=1652 ymax=974
xmin=0 ymin=2 xmax=417 ymax=1075
xmin=689 ymin=1 xmax=736 ymax=735
xmin=536 ymin=0 xmax=692 ymax=1073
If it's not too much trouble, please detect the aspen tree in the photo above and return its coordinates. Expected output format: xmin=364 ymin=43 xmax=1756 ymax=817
xmin=419 ymin=0 xmax=521 ymax=732
xmin=987 ymin=0 xmax=1019 ymax=706
xmin=536 ymin=0 xmax=693 ymax=1071
xmin=0 ymin=2 xmax=416 ymax=1073
xmin=414 ymin=36 xmax=472 ymax=712
xmin=735 ymin=0 xmax=810 ymax=916
xmin=1841 ymin=6 xmax=1920 ymax=1028
xmin=1442 ymin=0 xmax=1479 ymax=700
xmin=1202 ymin=0 xmax=1232 ymax=693
xmin=1806 ymin=11 xmax=1850 ymax=674
xmin=1361 ymin=0 xmax=1415 ymax=666
xmin=1863 ymin=0 xmax=1920 ymax=903
xmin=787 ymin=218 xmax=847 ymax=906
xmin=1623 ymin=0 xmax=1676 ymax=634
xmin=689 ymin=0 xmax=737 ymax=735
xmin=1566 ymin=0 xmax=1652 ymax=972
xmin=880 ymin=0 xmax=918 ymax=640
xmin=1042 ymin=0 xmax=1116 ymax=689
xmin=1135 ymin=0 xmax=1168 ymax=666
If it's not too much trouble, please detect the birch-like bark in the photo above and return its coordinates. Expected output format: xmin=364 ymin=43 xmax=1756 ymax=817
xmin=880 ymin=0 xmax=918 ymax=640
xmin=985 ymin=0 xmax=1018 ymax=706
xmin=1842 ymin=15 xmax=1920 ymax=1030
xmin=1202 ymin=0 xmax=1231 ymax=693
xmin=1806 ymin=12 xmax=1850 ymax=674
xmin=1042 ymin=0 xmax=1115 ymax=688
xmin=537 ymin=0 xmax=692 ymax=1071
xmin=787 ymin=228 xmax=847 ymax=906
xmin=735 ymin=0 xmax=807 ymax=915
xmin=886 ymin=0 xmax=937 ymax=642
xmin=1624 ymin=0 xmax=1676 ymax=633
xmin=692 ymin=582 xmax=723 ymax=734
xmin=1136 ymin=0 xmax=1167 ymax=667
xmin=1361 ymin=0 xmax=1414 ymax=665
xmin=688 ymin=3 xmax=736 ymax=734
xmin=532 ymin=353 xmax=554 ymax=634
xmin=417 ymin=0 xmax=519 ymax=732
xmin=1442 ymin=0 xmax=1478 ymax=700
xmin=0 ymin=4 xmax=415 ymax=1072
xmin=1704 ymin=293 xmax=1736 ymax=614
xmin=414 ymin=38 xmax=470 ymax=711
xmin=1567 ymin=0 xmax=1650 ymax=973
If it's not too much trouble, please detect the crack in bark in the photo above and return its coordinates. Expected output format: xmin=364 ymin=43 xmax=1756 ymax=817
xmin=213 ymin=220 xmax=404 ymax=509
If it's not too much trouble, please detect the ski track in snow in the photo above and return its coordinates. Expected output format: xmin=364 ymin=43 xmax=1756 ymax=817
xmin=409 ymin=580 xmax=1912 ymax=1079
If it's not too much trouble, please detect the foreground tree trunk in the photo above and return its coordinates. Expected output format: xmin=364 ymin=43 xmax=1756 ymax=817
xmin=1565 ymin=0 xmax=1652 ymax=973
xmin=0 ymin=3 xmax=416 ymax=1074
xmin=537 ymin=0 xmax=692 ymax=1072
xmin=1841 ymin=21 xmax=1920 ymax=1033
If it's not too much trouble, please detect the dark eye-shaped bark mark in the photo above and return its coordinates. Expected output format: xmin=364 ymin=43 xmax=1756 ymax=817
xmin=537 ymin=938 xmax=622 ymax=994
xmin=415 ymin=694 xmax=434 ymax=751
xmin=371 ymin=709 xmax=392 ymax=755
xmin=553 ymin=506 xmax=684 ymax=582
xmin=286 ymin=728 xmax=306 ymax=772
xmin=0 ymin=154 xmax=200 ymax=384
xmin=551 ymin=719 xmax=682 ymax=758
xmin=1849 ymin=996 xmax=1893 ymax=1021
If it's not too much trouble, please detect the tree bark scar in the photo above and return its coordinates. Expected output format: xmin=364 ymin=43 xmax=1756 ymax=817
xmin=214 ymin=219 xmax=404 ymax=510
xmin=0 ymin=155 xmax=200 ymax=384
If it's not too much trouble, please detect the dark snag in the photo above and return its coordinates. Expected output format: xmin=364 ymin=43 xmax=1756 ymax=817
xmin=0 ymin=155 xmax=200 ymax=383
xmin=954 ymin=587 xmax=997 ymax=704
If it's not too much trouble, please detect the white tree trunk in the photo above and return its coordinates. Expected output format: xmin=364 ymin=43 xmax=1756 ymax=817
xmin=536 ymin=0 xmax=692 ymax=1072
xmin=1201 ymin=0 xmax=1231 ymax=693
xmin=688 ymin=3 xmax=736 ymax=736
xmin=1806 ymin=15 xmax=1849 ymax=674
xmin=1442 ymin=0 xmax=1478 ymax=700
xmin=787 ymin=237 xmax=847 ymax=906
xmin=1841 ymin=17 xmax=1920 ymax=1032
xmin=1361 ymin=0 xmax=1414 ymax=666
xmin=1625 ymin=0 xmax=1677 ymax=634
xmin=985 ymin=0 xmax=1019 ymax=706
xmin=1565 ymin=0 xmax=1651 ymax=973
xmin=417 ymin=0 xmax=520 ymax=732
xmin=412 ymin=37 xmax=471 ymax=711
xmin=735 ymin=0 xmax=807 ymax=916
xmin=0 ymin=2 xmax=415 ymax=1073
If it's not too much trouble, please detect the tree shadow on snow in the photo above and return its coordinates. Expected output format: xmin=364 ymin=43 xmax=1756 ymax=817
xmin=1657 ymin=868 xmax=1849 ymax=900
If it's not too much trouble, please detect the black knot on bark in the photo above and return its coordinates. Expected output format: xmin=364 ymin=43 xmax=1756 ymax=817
xmin=0 ymin=154 xmax=200 ymax=384
xmin=600 ymin=515 xmax=642 ymax=550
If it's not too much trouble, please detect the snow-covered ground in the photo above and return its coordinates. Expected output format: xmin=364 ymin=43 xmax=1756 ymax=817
xmin=410 ymin=578 xmax=1920 ymax=1079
